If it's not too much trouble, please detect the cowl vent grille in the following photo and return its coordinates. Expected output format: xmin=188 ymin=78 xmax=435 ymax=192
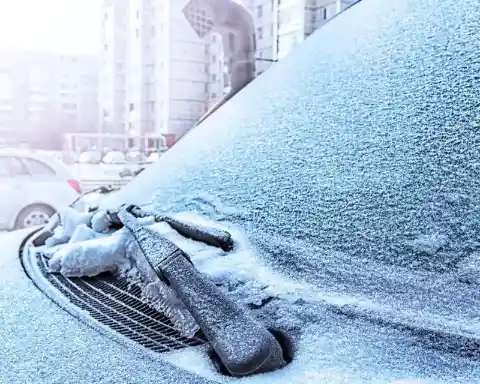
xmin=34 ymin=251 xmax=208 ymax=353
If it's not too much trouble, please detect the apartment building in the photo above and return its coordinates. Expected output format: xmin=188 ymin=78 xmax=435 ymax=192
xmin=241 ymin=0 xmax=359 ymax=74
xmin=99 ymin=0 xmax=225 ymax=149
xmin=0 ymin=49 xmax=99 ymax=147
xmin=241 ymin=0 xmax=275 ymax=76
xmin=100 ymin=0 xmax=129 ymax=139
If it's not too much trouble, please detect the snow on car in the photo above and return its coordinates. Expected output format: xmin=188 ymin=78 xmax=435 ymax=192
xmin=102 ymin=151 xmax=127 ymax=165
xmin=4 ymin=0 xmax=480 ymax=383
xmin=77 ymin=150 xmax=102 ymax=164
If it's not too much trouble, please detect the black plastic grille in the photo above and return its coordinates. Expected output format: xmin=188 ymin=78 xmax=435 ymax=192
xmin=35 ymin=252 xmax=208 ymax=353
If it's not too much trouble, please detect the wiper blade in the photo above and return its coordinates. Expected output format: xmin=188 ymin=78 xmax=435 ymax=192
xmin=161 ymin=216 xmax=234 ymax=252
xmin=70 ymin=185 xmax=118 ymax=210
xmin=108 ymin=206 xmax=234 ymax=252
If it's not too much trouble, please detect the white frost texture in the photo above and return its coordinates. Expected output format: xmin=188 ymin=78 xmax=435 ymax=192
xmin=36 ymin=208 xmax=480 ymax=383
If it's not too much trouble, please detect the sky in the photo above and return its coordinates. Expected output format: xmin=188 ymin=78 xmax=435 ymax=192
xmin=0 ymin=0 xmax=102 ymax=55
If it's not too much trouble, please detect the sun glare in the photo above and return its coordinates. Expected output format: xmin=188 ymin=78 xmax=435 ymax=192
xmin=0 ymin=0 xmax=101 ymax=54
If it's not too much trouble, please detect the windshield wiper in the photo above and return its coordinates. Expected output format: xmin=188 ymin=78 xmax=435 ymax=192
xmin=70 ymin=185 xmax=118 ymax=210
xmin=108 ymin=205 xmax=234 ymax=252
xmin=115 ymin=204 xmax=289 ymax=377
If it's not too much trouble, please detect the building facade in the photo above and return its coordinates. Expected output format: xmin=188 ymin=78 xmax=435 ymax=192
xmin=241 ymin=0 xmax=359 ymax=74
xmin=100 ymin=0 xmax=129 ymax=141
xmin=0 ymin=49 xmax=99 ymax=148
xmin=99 ymin=0 xmax=225 ymax=149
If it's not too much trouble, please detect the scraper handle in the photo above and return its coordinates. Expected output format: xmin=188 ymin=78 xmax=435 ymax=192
xmin=155 ymin=252 xmax=286 ymax=376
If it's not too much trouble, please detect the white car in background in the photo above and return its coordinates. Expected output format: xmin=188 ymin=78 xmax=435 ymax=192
xmin=126 ymin=150 xmax=143 ymax=163
xmin=145 ymin=151 xmax=161 ymax=164
xmin=102 ymin=151 xmax=126 ymax=164
xmin=78 ymin=150 xmax=102 ymax=164
xmin=0 ymin=148 xmax=82 ymax=229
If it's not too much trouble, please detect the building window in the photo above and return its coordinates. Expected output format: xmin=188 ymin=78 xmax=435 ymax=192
xmin=145 ymin=64 xmax=155 ymax=82
xmin=257 ymin=27 xmax=263 ymax=39
xmin=211 ymin=54 xmax=216 ymax=63
xmin=204 ymin=83 xmax=208 ymax=93
xmin=136 ymin=10 xmax=140 ymax=19
xmin=147 ymin=101 xmax=155 ymax=113
xmin=257 ymin=5 xmax=263 ymax=17
xmin=323 ymin=8 xmax=327 ymax=19
xmin=211 ymin=73 xmax=216 ymax=82
xmin=136 ymin=28 xmax=139 ymax=38
xmin=211 ymin=92 xmax=217 ymax=99
xmin=61 ymin=103 xmax=77 ymax=111
xmin=204 ymin=64 xmax=209 ymax=73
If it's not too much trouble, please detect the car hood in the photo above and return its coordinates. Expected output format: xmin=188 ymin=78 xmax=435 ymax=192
xmin=2 ymin=229 xmax=480 ymax=383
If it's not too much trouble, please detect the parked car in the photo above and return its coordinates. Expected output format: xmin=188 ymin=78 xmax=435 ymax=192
xmin=145 ymin=151 xmax=160 ymax=164
xmin=0 ymin=148 xmax=82 ymax=229
xmin=126 ymin=150 xmax=143 ymax=163
xmin=102 ymin=150 xmax=127 ymax=164
xmin=78 ymin=150 xmax=102 ymax=164
xmin=4 ymin=1 xmax=480 ymax=383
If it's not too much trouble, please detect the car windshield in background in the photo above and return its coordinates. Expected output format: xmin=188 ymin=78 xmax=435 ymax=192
xmin=111 ymin=0 xmax=480 ymax=283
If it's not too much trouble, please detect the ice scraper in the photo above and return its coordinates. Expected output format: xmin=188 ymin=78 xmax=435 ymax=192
xmin=116 ymin=204 xmax=288 ymax=377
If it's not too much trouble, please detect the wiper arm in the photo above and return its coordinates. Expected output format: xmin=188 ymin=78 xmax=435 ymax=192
xmin=70 ymin=185 xmax=117 ymax=210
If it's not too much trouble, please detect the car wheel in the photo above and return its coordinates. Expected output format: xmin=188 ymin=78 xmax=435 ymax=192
xmin=15 ymin=205 xmax=55 ymax=229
